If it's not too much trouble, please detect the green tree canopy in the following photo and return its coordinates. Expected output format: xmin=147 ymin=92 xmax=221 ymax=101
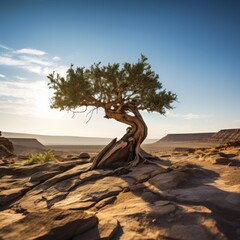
xmin=48 ymin=55 xmax=177 ymax=169
xmin=48 ymin=55 xmax=176 ymax=116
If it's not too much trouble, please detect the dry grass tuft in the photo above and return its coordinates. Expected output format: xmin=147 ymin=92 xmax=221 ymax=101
xmin=25 ymin=150 xmax=57 ymax=165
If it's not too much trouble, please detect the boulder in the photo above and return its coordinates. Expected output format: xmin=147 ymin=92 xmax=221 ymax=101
xmin=79 ymin=152 xmax=90 ymax=159
xmin=0 ymin=137 xmax=14 ymax=153
xmin=70 ymin=153 xmax=90 ymax=160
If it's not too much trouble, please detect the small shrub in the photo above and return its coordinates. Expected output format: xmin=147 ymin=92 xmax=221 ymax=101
xmin=26 ymin=150 xmax=56 ymax=165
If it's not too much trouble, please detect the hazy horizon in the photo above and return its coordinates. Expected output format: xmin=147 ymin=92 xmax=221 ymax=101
xmin=2 ymin=131 xmax=158 ymax=145
xmin=1 ymin=0 xmax=239 ymax=138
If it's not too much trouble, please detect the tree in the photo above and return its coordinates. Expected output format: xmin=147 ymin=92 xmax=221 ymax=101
xmin=48 ymin=55 xmax=177 ymax=169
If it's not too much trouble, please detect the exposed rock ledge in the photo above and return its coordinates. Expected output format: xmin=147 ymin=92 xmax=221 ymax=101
xmin=0 ymin=137 xmax=14 ymax=157
xmin=0 ymin=144 xmax=240 ymax=239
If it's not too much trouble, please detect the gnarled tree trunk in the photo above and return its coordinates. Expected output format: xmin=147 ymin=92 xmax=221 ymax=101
xmin=90 ymin=109 xmax=149 ymax=169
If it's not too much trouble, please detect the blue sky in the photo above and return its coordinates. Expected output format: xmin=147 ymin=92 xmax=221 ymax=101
xmin=0 ymin=0 xmax=239 ymax=139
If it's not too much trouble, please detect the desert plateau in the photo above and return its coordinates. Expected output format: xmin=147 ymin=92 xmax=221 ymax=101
xmin=0 ymin=129 xmax=240 ymax=240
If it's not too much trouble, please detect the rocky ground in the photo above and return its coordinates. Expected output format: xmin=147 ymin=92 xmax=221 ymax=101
xmin=0 ymin=143 xmax=240 ymax=240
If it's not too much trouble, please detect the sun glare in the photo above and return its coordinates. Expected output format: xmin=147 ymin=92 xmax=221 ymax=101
xmin=34 ymin=90 xmax=53 ymax=118
xmin=34 ymin=87 xmax=66 ymax=119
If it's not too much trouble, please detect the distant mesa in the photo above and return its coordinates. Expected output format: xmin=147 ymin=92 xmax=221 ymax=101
xmin=209 ymin=129 xmax=240 ymax=143
xmin=156 ymin=132 xmax=214 ymax=143
xmin=9 ymin=138 xmax=45 ymax=149
xmin=155 ymin=128 xmax=240 ymax=144
xmin=8 ymin=138 xmax=46 ymax=154
xmin=2 ymin=132 xmax=156 ymax=146
xmin=1 ymin=129 xmax=240 ymax=154
xmin=2 ymin=132 xmax=114 ymax=146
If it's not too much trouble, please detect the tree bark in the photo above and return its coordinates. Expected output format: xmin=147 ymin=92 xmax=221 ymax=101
xmin=90 ymin=109 xmax=149 ymax=169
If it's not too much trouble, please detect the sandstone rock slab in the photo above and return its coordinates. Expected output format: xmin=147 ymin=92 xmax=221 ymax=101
xmin=0 ymin=209 xmax=97 ymax=240
xmin=0 ymin=187 xmax=28 ymax=207
xmin=0 ymin=211 xmax=24 ymax=228
xmin=167 ymin=224 xmax=210 ymax=240
xmin=148 ymin=171 xmax=186 ymax=190
xmin=73 ymin=218 xmax=119 ymax=240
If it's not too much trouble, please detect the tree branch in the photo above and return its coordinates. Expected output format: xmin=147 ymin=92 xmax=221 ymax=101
xmin=86 ymin=107 xmax=98 ymax=123
xmin=70 ymin=107 xmax=88 ymax=118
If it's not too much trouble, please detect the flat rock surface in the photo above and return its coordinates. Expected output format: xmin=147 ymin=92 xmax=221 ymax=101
xmin=0 ymin=209 xmax=97 ymax=240
xmin=0 ymin=144 xmax=239 ymax=239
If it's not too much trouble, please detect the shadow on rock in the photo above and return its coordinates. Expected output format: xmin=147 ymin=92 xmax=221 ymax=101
xmin=0 ymin=154 xmax=240 ymax=239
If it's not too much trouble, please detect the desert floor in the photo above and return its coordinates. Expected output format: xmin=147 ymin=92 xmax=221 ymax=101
xmin=46 ymin=140 xmax=217 ymax=156
xmin=0 ymin=141 xmax=239 ymax=239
